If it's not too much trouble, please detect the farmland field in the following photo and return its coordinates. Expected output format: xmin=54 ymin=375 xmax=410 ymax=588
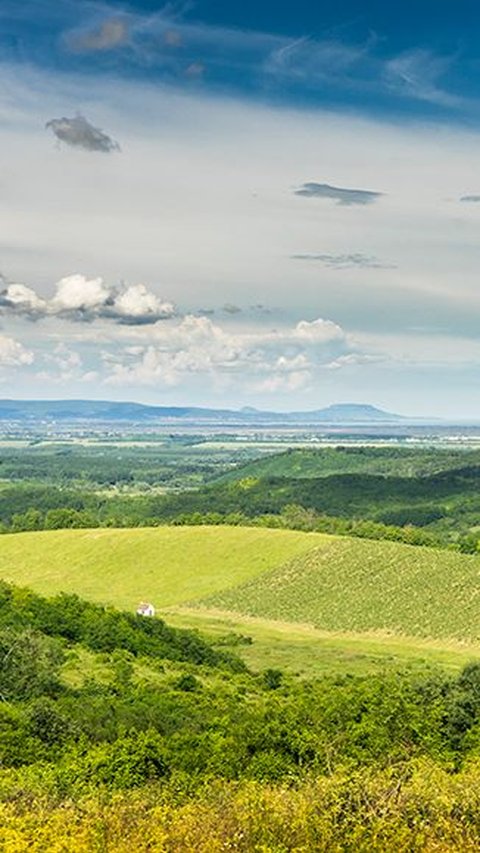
xmin=205 ymin=537 xmax=480 ymax=641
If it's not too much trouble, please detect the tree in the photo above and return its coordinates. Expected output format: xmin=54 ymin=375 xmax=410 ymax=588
xmin=0 ymin=628 xmax=64 ymax=701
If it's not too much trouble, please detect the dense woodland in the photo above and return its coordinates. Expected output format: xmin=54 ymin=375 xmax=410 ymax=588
xmin=1 ymin=444 xmax=480 ymax=550
xmin=3 ymin=581 xmax=480 ymax=848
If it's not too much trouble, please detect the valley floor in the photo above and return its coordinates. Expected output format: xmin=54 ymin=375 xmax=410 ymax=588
xmin=163 ymin=606 xmax=480 ymax=676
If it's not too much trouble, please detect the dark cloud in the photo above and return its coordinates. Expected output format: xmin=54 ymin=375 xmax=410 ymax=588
xmin=294 ymin=182 xmax=383 ymax=205
xmin=46 ymin=115 xmax=120 ymax=153
xmin=222 ymin=303 xmax=242 ymax=314
xmin=291 ymin=252 xmax=395 ymax=269
xmin=66 ymin=18 xmax=130 ymax=52
xmin=460 ymin=195 xmax=480 ymax=203
xmin=250 ymin=304 xmax=272 ymax=315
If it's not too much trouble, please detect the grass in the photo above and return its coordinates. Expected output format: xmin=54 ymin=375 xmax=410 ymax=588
xmin=163 ymin=607 xmax=480 ymax=676
xmin=0 ymin=525 xmax=327 ymax=611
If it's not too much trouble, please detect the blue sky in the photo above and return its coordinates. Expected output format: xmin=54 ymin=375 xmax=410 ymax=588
xmin=1 ymin=0 xmax=479 ymax=119
xmin=0 ymin=0 xmax=480 ymax=416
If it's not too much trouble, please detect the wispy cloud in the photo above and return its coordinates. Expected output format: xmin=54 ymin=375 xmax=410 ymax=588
xmin=294 ymin=183 xmax=384 ymax=205
xmin=383 ymin=49 xmax=460 ymax=107
xmin=0 ymin=0 xmax=465 ymax=118
xmin=291 ymin=253 xmax=395 ymax=269
xmin=263 ymin=34 xmax=365 ymax=84
xmin=65 ymin=16 xmax=130 ymax=52
xmin=46 ymin=115 xmax=120 ymax=153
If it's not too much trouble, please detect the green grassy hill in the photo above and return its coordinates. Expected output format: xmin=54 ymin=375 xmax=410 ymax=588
xmin=0 ymin=526 xmax=326 ymax=611
xmin=2 ymin=525 xmax=480 ymax=675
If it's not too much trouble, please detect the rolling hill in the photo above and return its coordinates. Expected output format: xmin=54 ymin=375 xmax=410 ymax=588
xmin=0 ymin=526 xmax=326 ymax=611
xmin=2 ymin=525 xmax=480 ymax=675
xmin=216 ymin=446 xmax=480 ymax=482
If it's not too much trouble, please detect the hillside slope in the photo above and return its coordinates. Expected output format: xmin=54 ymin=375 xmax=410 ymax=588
xmin=2 ymin=526 xmax=480 ymax=673
xmin=0 ymin=526 xmax=327 ymax=611
xmin=205 ymin=537 xmax=480 ymax=641
xmin=217 ymin=446 xmax=480 ymax=482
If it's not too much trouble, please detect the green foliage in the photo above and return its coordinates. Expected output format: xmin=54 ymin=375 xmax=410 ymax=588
xmin=262 ymin=668 xmax=283 ymax=690
xmin=0 ymin=628 xmax=64 ymax=701
xmin=5 ymin=576 xmax=480 ymax=852
xmin=7 ymin=441 xmax=480 ymax=844
xmin=3 ymin=450 xmax=480 ymax=548
xmin=458 ymin=533 xmax=480 ymax=553
xmin=111 ymin=650 xmax=135 ymax=690
xmin=219 ymin=445 xmax=480 ymax=482
xmin=60 ymin=730 xmax=168 ymax=791
xmin=0 ymin=581 xmax=244 ymax=671
xmin=174 ymin=673 xmax=200 ymax=692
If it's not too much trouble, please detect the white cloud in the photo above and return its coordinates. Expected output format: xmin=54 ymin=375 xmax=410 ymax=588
xmin=0 ymin=333 xmax=33 ymax=366
xmin=293 ymin=318 xmax=346 ymax=343
xmin=0 ymin=274 xmax=176 ymax=325
xmin=325 ymin=352 xmax=385 ymax=370
xmin=52 ymin=274 xmax=110 ymax=311
xmin=0 ymin=282 xmax=47 ymax=315
xmin=104 ymin=313 xmax=363 ymax=390
xmin=113 ymin=283 xmax=175 ymax=322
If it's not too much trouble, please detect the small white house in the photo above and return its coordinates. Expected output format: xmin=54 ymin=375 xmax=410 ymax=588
xmin=136 ymin=602 xmax=155 ymax=617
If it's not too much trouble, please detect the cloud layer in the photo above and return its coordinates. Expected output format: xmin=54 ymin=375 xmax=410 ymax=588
xmin=104 ymin=314 xmax=366 ymax=392
xmin=0 ymin=59 xmax=479 ymax=412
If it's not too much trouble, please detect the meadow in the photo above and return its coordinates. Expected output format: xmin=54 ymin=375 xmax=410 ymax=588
xmin=0 ymin=525 xmax=327 ymax=610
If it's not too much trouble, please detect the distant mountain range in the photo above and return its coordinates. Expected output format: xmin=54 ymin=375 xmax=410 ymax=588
xmin=0 ymin=399 xmax=413 ymax=425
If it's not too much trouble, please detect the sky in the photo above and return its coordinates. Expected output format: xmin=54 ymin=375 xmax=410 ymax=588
xmin=1 ymin=1 xmax=480 ymax=416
